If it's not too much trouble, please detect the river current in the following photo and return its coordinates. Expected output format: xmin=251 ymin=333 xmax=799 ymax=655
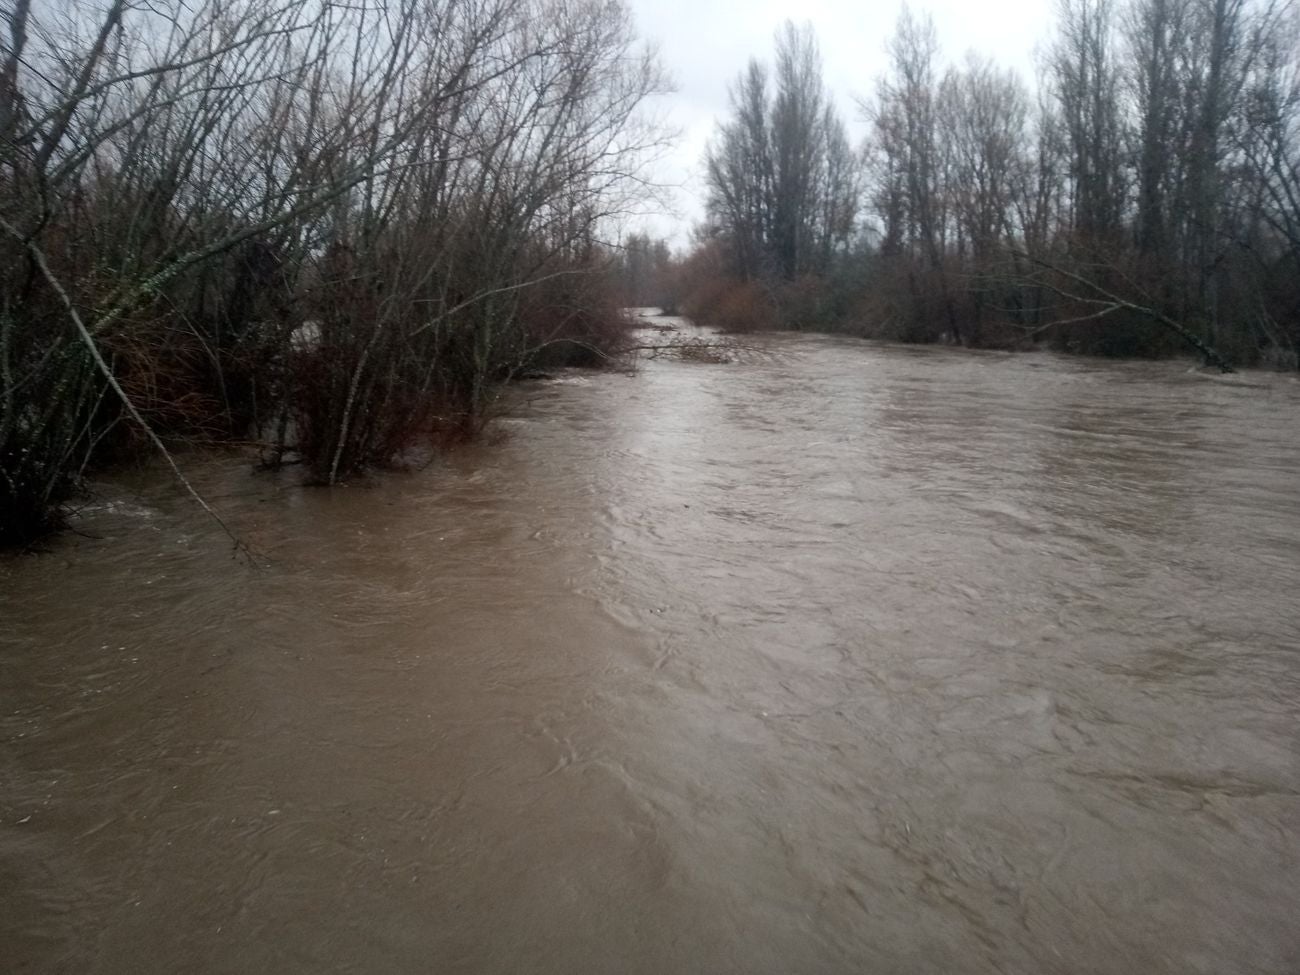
xmin=3 ymin=325 xmax=1298 ymax=973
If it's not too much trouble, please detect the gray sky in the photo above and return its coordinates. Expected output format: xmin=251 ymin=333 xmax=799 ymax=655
xmin=626 ymin=0 xmax=1056 ymax=247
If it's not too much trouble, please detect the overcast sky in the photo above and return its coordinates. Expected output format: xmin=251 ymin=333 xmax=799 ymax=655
xmin=625 ymin=0 xmax=1057 ymax=246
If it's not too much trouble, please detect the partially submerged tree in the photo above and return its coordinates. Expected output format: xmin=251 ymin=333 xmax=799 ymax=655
xmin=0 ymin=0 xmax=671 ymax=543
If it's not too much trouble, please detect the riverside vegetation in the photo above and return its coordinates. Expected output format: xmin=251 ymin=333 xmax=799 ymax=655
xmin=0 ymin=0 xmax=669 ymax=544
xmin=649 ymin=4 xmax=1300 ymax=372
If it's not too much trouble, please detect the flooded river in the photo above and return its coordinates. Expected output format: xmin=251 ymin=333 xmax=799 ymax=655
xmin=3 ymin=329 xmax=1299 ymax=973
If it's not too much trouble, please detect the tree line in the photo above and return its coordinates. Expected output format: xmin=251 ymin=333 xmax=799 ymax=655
xmin=1 ymin=0 xmax=668 ymax=544
xmin=678 ymin=1 xmax=1300 ymax=370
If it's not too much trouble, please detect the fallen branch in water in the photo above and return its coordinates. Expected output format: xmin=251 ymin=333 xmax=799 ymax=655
xmin=630 ymin=334 xmax=774 ymax=364
xmin=1009 ymin=250 xmax=1236 ymax=372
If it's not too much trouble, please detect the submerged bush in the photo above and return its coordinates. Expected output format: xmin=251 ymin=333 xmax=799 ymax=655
xmin=0 ymin=0 xmax=669 ymax=541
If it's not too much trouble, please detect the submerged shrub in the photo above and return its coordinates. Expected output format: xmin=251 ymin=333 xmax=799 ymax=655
xmin=1 ymin=0 xmax=669 ymax=539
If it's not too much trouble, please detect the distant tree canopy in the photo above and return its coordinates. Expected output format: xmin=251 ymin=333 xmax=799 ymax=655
xmin=684 ymin=3 xmax=1300 ymax=368
xmin=614 ymin=233 xmax=678 ymax=311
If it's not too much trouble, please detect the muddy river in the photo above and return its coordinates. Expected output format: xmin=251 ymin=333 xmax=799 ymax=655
xmin=3 ymin=328 xmax=1298 ymax=973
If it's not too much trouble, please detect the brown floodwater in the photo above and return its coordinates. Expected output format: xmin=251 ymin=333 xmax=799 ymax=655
xmin=3 ymin=328 xmax=1299 ymax=974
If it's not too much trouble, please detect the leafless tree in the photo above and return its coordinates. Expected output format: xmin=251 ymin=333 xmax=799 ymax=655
xmin=1 ymin=0 xmax=672 ymax=541
xmin=704 ymin=21 xmax=859 ymax=284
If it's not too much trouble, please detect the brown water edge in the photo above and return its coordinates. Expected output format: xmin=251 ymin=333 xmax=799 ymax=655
xmin=2 ymin=331 xmax=1299 ymax=974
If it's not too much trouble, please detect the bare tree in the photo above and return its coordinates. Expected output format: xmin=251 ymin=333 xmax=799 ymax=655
xmin=1 ymin=0 xmax=672 ymax=541
xmin=1049 ymin=0 xmax=1127 ymax=246
xmin=704 ymin=21 xmax=858 ymax=285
